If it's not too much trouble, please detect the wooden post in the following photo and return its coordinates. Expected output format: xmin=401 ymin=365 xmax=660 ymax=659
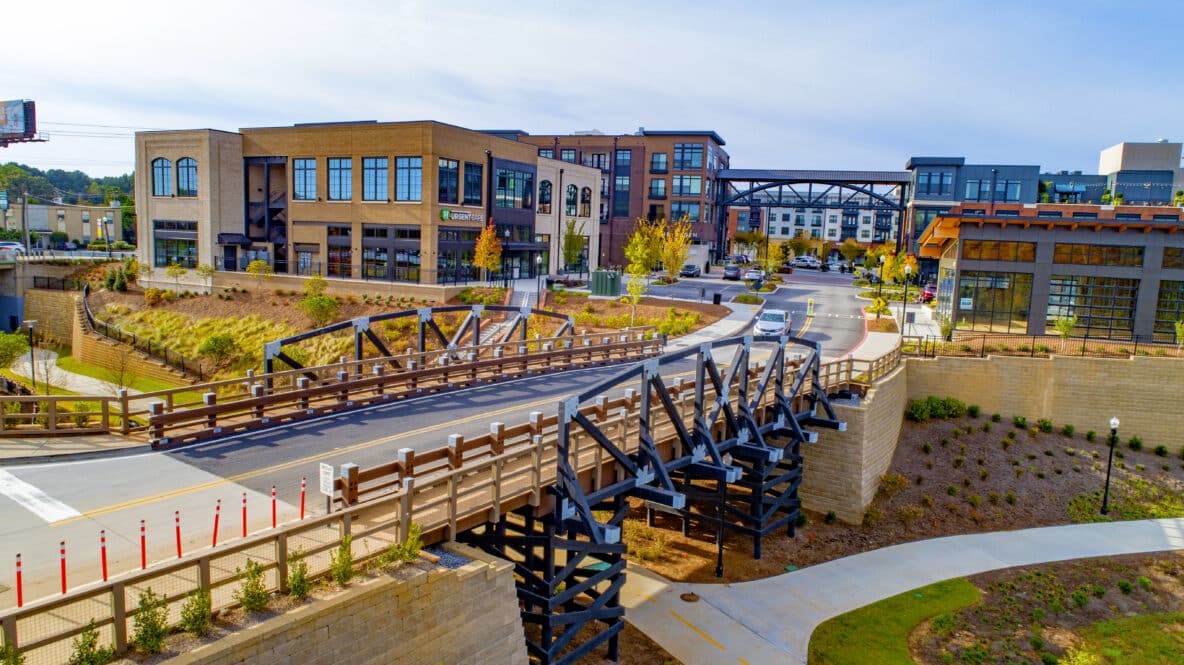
xmin=336 ymin=371 xmax=348 ymax=403
xmin=373 ymin=365 xmax=385 ymax=395
xmin=399 ymin=477 xmax=415 ymax=543
xmin=296 ymin=377 xmax=310 ymax=411
xmin=340 ymin=463 xmax=359 ymax=506
xmin=490 ymin=421 xmax=505 ymax=455
xmin=118 ymin=388 xmax=130 ymax=435
xmin=203 ymin=392 xmax=216 ymax=429
xmin=276 ymin=533 xmax=289 ymax=593
xmin=148 ymin=401 xmax=164 ymax=444
xmin=251 ymin=385 xmax=265 ymax=420
xmin=448 ymin=434 xmax=463 ymax=469
xmin=111 ymin=582 xmax=127 ymax=653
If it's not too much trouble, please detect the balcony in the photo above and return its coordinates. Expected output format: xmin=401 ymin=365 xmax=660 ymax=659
xmin=580 ymin=157 xmax=611 ymax=173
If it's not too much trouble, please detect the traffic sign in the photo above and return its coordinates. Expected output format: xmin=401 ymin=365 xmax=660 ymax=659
xmin=319 ymin=463 xmax=334 ymax=496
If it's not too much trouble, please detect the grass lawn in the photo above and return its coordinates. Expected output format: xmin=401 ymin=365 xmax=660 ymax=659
xmin=0 ymin=368 xmax=79 ymax=396
xmin=808 ymin=579 xmax=981 ymax=665
xmin=54 ymin=350 xmax=204 ymax=402
xmin=1070 ymin=612 xmax=1184 ymax=664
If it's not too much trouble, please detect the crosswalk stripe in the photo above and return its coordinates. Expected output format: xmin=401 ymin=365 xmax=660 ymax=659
xmin=0 ymin=469 xmax=82 ymax=523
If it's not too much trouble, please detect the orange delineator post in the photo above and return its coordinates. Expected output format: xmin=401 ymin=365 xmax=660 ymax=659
xmin=139 ymin=520 xmax=146 ymax=569
xmin=15 ymin=553 xmax=23 ymax=607
xmin=59 ymin=541 xmax=66 ymax=594
xmin=212 ymin=499 xmax=221 ymax=547
xmin=100 ymin=531 xmax=108 ymax=582
xmin=175 ymin=511 xmax=182 ymax=558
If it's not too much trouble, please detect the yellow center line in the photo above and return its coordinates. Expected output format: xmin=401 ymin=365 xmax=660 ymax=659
xmin=795 ymin=313 xmax=814 ymax=338
xmin=669 ymin=609 xmax=726 ymax=650
xmin=738 ymin=659 xmax=752 ymax=665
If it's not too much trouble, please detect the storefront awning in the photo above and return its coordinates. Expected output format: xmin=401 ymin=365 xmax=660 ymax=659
xmin=217 ymin=233 xmax=253 ymax=246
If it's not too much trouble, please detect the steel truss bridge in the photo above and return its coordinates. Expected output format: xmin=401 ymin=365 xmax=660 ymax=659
xmin=716 ymin=169 xmax=912 ymax=251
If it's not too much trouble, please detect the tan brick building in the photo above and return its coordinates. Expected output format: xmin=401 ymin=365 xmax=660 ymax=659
xmin=3 ymin=200 xmax=126 ymax=248
xmin=134 ymin=121 xmax=600 ymax=289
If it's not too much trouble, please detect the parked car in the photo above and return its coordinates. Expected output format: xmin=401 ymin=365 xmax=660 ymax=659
xmin=0 ymin=242 xmax=26 ymax=253
xmin=754 ymin=309 xmax=791 ymax=335
xmin=791 ymin=255 xmax=821 ymax=269
xmin=722 ymin=264 xmax=742 ymax=281
xmin=920 ymin=283 xmax=937 ymax=302
xmin=776 ymin=263 xmax=794 ymax=275
xmin=743 ymin=268 xmax=766 ymax=281
xmin=679 ymin=264 xmax=702 ymax=278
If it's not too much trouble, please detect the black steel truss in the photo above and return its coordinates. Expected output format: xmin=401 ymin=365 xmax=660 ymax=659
xmin=262 ymin=304 xmax=576 ymax=374
xmin=467 ymin=334 xmax=844 ymax=665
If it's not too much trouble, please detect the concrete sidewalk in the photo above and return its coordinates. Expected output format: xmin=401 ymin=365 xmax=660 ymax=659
xmin=10 ymin=349 xmax=143 ymax=397
xmin=622 ymin=518 xmax=1184 ymax=664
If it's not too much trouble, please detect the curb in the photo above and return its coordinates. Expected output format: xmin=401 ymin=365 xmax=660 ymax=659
xmin=0 ymin=444 xmax=150 ymax=467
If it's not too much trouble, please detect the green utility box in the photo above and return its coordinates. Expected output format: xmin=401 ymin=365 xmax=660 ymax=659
xmin=591 ymin=270 xmax=621 ymax=297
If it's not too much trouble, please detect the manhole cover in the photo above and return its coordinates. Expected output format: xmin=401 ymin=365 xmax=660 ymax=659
xmin=679 ymin=592 xmax=699 ymax=603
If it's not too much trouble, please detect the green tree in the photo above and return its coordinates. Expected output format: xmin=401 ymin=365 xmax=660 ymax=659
xmin=561 ymin=218 xmax=586 ymax=272
xmin=660 ymin=215 xmax=694 ymax=281
xmin=472 ymin=222 xmax=503 ymax=282
xmin=0 ymin=332 xmax=30 ymax=368
xmin=303 ymin=273 xmax=327 ymax=298
xmin=198 ymin=333 xmax=240 ymax=366
xmin=1175 ymin=319 xmax=1184 ymax=356
xmin=625 ymin=217 xmax=664 ymax=274
xmin=194 ymin=263 xmax=215 ymax=291
xmin=298 ymin=295 xmax=339 ymax=327
xmin=1054 ymin=314 xmax=1078 ymax=353
xmin=245 ymin=259 xmax=273 ymax=289
xmin=164 ymin=262 xmax=187 ymax=291
xmin=787 ymin=233 xmax=811 ymax=259
xmin=731 ymin=230 xmax=765 ymax=260
xmin=838 ymin=238 xmax=863 ymax=266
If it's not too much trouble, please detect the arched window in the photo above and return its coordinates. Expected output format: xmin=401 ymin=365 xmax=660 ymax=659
xmin=538 ymin=180 xmax=552 ymax=214
xmin=151 ymin=158 xmax=173 ymax=197
xmin=176 ymin=158 xmax=198 ymax=197
xmin=565 ymin=184 xmax=578 ymax=217
xmin=580 ymin=187 xmax=592 ymax=217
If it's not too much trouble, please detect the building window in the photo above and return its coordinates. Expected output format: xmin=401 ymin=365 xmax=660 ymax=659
xmin=538 ymin=180 xmax=552 ymax=214
xmin=580 ymin=187 xmax=592 ymax=217
xmin=649 ymin=179 xmax=666 ymax=198
xmin=587 ymin=153 xmax=608 ymax=170
xmin=651 ymin=153 xmax=667 ymax=172
xmin=860 ymin=229 xmax=871 ymax=239
xmin=828 ymin=214 xmax=838 ymax=224
xmin=1052 ymin=243 xmax=1143 ymax=267
xmin=827 ymin=228 xmax=837 ymax=238
xmin=562 ymin=184 xmax=577 ymax=217
xmin=328 ymin=158 xmax=352 ymax=201
xmin=673 ymin=143 xmax=703 ymax=170
xmin=956 ymin=271 xmax=1033 ymax=334
xmin=362 ymin=157 xmax=388 ymax=201
xmin=613 ymin=176 xmax=630 ymax=217
xmin=293 ymin=158 xmax=316 ymax=200
xmin=961 ymin=240 xmax=1037 ymax=262
xmin=795 ymin=215 xmax=804 ymax=225
xmin=996 ymin=180 xmax=1021 ymax=202
xmin=463 ymin=162 xmax=483 ymax=206
xmin=811 ymin=215 xmax=822 ymax=226
xmin=395 ymin=157 xmax=422 ymax=201
xmin=1047 ymin=275 xmax=1139 ymax=338
xmin=153 ymin=237 xmax=196 ymax=268
xmin=916 ymin=171 xmax=952 ymax=196
xmin=671 ymin=175 xmax=701 ymax=197
xmin=1162 ymin=247 xmax=1184 ymax=269
xmin=671 ymin=201 xmax=700 ymax=222
xmin=560 ymin=149 xmax=576 ymax=163
xmin=438 ymin=158 xmax=459 ymax=204
xmin=1155 ymin=280 xmax=1184 ymax=338
xmin=176 ymin=158 xmax=197 ymax=197
xmin=538 ymin=148 xmax=553 ymax=159
xmin=151 ymin=158 xmax=172 ymax=197
xmin=495 ymin=167 xmax=534 ymax=209
xmin=615 ymin=149 xmax=631 ymax=169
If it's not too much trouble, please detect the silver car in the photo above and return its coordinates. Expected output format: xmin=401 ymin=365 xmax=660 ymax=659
xmin=754 ymin=309 xmax=790 ymax=335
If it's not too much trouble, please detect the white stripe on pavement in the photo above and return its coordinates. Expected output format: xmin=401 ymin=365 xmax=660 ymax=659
xmin=0 ymin=469 xmax=82 ymax=523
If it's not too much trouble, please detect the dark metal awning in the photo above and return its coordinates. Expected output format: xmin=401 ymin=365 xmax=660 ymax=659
xmin=217 ymin=233 xmax=253 ymax=246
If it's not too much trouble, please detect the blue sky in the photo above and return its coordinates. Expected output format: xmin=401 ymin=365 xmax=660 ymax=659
xmin=3 ymin=0 xmax=1181 ymax=178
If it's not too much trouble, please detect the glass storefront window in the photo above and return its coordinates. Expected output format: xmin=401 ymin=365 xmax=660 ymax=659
xmin=1046 ymin=275 xmax=1139 ymax=338
xmin=955 ymin=271 xmax=1033 ymax=333
xmin=1153 ymin=280 xmax=1184 ymax=339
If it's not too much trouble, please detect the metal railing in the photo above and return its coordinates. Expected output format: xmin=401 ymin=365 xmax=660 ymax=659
xmin=30 ymin=276 xmax=89 ymax=291
xmin=80 ymin=285 xmax=205 ymax=380
xmin=903 ymin=332 xmax=1182 ymax=359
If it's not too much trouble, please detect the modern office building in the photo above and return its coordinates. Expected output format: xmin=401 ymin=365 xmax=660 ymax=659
xmin=510 ymin=129 xmax=730 ymax=267
xmin=134 ymin=121 xmax=601 ymax=289
xmin=3 ymin=200 xmax=125 ymax=248
xmin=918 ymin=201 xmax=1184 ymax=340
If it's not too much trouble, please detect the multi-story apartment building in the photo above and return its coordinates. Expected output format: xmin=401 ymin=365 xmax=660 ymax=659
xmin=760 ymin=203 xmax=898 ymax=244
xmin=510 ymin=129 xmax=729 ymax=267
xmin=3 ymin=200 xmax=125 ymax=248
xmin=134 ymin=121 xmax=601 ymax=290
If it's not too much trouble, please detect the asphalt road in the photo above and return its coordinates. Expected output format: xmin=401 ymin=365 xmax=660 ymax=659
xmin=0 ymin=276 xmax=868 ymax=605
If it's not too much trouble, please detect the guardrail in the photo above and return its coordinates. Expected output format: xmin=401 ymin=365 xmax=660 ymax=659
xmin=904 ymin=332 xmax=1181 ymax=359
xmin=0 ymin=338 xmax=901 ymax=663
xmin=30 ymin=276 xmax=89 ymax=291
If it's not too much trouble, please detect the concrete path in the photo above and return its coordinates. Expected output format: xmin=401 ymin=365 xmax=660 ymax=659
xmin=621 ymin=518 xmax=1184 ymax=664
xmin=666 ymin=302 xmax=761 ymax=353
xmin=9 ymin=349 xmax=142 ymax=397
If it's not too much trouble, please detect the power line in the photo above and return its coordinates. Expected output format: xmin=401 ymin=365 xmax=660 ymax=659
xmin=41 ymin=122 xmax=169 ymax=131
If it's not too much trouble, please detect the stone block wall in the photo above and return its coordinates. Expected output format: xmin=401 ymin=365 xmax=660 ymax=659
xmin=23 ymin=289 xmax=77 ymax=345
xmin=905 ymin=355 xmax=1184 ymax=454
xmin=801 ymin=365 xmax=907 ymax=524
xmin=166 ymin=543 xmax=528 ymax=665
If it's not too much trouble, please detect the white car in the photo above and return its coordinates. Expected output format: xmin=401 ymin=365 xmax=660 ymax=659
xmin=743 ymin=268 xmax=766 ymax=281
xmin=791 ymin=255 xmax=820 ymax=269
xmin=754 ymin=309 xmax=791 ymax=335
xmin=0 ymin=242 xmax=25 ymax=253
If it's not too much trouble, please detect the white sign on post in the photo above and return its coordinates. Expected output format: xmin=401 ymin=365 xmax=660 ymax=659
xmin=960 ymin=297 xmax=973 ymax=310
xmin=319 ymin=463 xmax=334 ymax=496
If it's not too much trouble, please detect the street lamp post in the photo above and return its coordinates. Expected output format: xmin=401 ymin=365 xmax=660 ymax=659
xmin=23 ymin=320 xmax=37 ymax=395
xmin=535 ymin=254 xmax=543 ymax=298
xmin=104 ymin=215 xmax=113 ymax=259
xmin=503 ymin=228 xmax=511 ymax=289
xmin=876 ymin=254 xmax=886 ymax=319
xmin=900 ymin=264 xmax=912 ymax=334
xmin=1101 ymin=416 xmax=1119 ymax=515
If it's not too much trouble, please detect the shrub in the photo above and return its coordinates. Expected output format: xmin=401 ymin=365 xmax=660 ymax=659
xmin=991 ymin=413 xmax=1001 ymax=422
xmin=1037 ymin=418 xmax=1053 ymax=433
xmin=1001 ymin=439 xmax=1012 ymax=451
xmin=879 ymin=472 xmax=909 ymax=494
xmin=966 ymin=494 xmax=982 ymax=507
xmin=330 ymin=535 xmax=354 ymax=585
xmin=1117 ymin=580 xmax=1133 ymax=594
xmin=897 ymin=505 xmax=925 ymax=523
xmin=235 ymin=558 xmax=270 ymax=611
xmin=967 ymin=404 xmax=980 ymax=418
xmin=962 ymin=477 xmax=972 ymax=487
xmin=380 ymin=524 xmax=424 ymax=566
xmin=952 ymin=456 xmax=964 ymax=469
xmin=131 ymin=588 xmax=168 ymax=654
xmin=921 ymin=442 xmax=932 ymax=454
xmin=1086 ymin=430 xmax=1097 ymax=442
xmin=298 ymin=294 xmax=340 ymax=327
xmin=796 ymin=512 xmax=808 ymax=527
xmin=824 ymin=511 xmax=837 ymax=524
xmin=861 ymin=506 xmax=882 ymax=527
xmin=1137 ymin=575 xmax=1152 ymax=591
xmin=1092 ymin=584 xmax=1106 ymax=598
xmin=1071 ymin=587 xmax=1089 ymax=609
xmin=1013 ymin=415 xmax=1027 ymax=428
xmin=1154 ymin=445 xmax=1169 ymax=457
xmin=981 ymin=422 xmax=991 ymax=432
xmin=0 ymin=644 xmax=24 ymax=665
xmin=940 ymin=437 xmax=950 ymax=447
xmin=921 ymin=494 xmax=934 ymax=507
xmin=1128 ymin=436 xmax=1143 ymax=451
xmin=288 ymin=547 xmax=311 ymax=599
xmin=979 ymin=468 xmax=989 ymax=481
xmin=198 ymin=333 xmax=239 ymax=365
xmin=180 ymin=587 xmax=212 ymax=637
xmin=143 ymin=287 xmax=163 ymax=306
xmin=987 ymin=492 xmax=1000 ymax=505
xmin=940 ymin=397 xmax=967 ymax=418
xmin=1061 ymin=424 xmax=1075 ymax=437
xmin=1005 ymin=491 xmax=1017 ymax=505
xmin=905 ymin=398 xmax=931 ymax=422
xmin=946 ymin=484 xmax=959 ymax=496
xmin=68 ymin=620 xmax=113 ymax=665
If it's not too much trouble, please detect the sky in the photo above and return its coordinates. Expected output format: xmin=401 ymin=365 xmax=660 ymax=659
xmin=3 ymin=0 xmax=1182 ymax=179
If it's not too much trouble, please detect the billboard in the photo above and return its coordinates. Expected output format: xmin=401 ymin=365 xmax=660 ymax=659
xmin=0 ymin=100 xmax=35 ymax=140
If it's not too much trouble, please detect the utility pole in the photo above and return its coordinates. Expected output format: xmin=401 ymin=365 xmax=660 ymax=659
xmin=21 ymin=186 xmax=30 ymax=253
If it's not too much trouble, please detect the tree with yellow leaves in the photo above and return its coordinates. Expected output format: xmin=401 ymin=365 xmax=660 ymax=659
xmin=661 ymin=214 xmax=694 ymax=281
xmin=472 ymin=222 xmax=503 ymax=282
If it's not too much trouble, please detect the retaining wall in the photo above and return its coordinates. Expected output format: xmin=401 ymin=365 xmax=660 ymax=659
xmin=164 ymin=543 xmax=528 ymax=665
xmin=22 ymin=289 xmax=77 ymax=344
